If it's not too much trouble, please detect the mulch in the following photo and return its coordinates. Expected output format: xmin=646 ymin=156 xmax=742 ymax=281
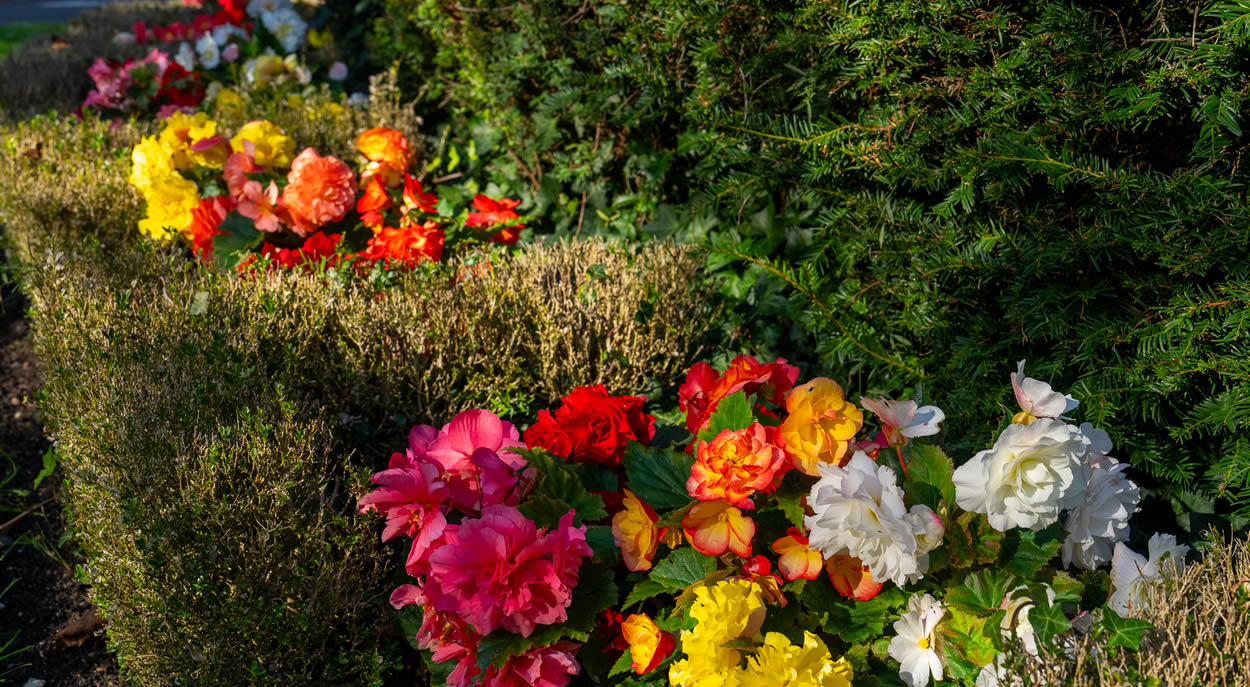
xmin=0 ymin=252 xmax=118 ymax=686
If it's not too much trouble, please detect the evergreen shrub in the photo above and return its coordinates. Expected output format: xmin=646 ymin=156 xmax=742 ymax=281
xmin=372 ymin=0 xmax=1250 ymax=516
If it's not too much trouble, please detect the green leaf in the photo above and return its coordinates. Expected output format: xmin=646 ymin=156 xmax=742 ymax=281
xmin=999 ymin=523 xmax=1063 ymax=578
xmin=944 ymin=511 xmax=1003 ymax=568
xmin=586 ymin=525 xmax=620 ymax=565
xmin=520 ymin=450 xmax=607 ymax=525
xmin=1100 ymin=608 xmax=1154 ymax=652
xmin=32 ymin=446 xmax=58 ymax=490
xmin=650 ymin=547 xmax=717 ymax=591
xmin=799 ymin=581 xmax=906 ymax=644
xmin=696 ymin=391 xmax=755 ymax=444
xmin=519 ymin=495 xmax=578 ymax=529
xmin=475 ymin=565 xmax=617 ymax=672
xmin=774 ymin=493 xmax=806 ymax=529
xmin=609 ymin=649 xmax=634 ymax=677
xmin=936 ymin=608 xmax=1001 ymax=682
xmin=623 ymin=442 xmax=695 ymax=511
xmin=902 ymin=443 xmax=955 ymax=511
xmin=944 ymin=568 xmax=1015 ymax=615
xmin=211 ymin=213 xmax=262 ymax=269
xmin=1027 ymin=596 xmax=1071 ymax=645
xmin=623 ymin=579 xmax=668 ymax=610
xmin=1045 ymin=570 xmax=1084 ymax=605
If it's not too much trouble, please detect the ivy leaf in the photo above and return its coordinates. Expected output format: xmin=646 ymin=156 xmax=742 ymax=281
xmin=623 ymin=443 xmax=695 ymax=511
xmin=800 ymin=581 xmax=906 ymax=644
xmin=650 ymin=547 xmax=717 ymax=591
xmin=1100 ymin=608 xmax=1154 ymax=652
xmin=1045 ymin=570 xmax=1084 ymax=605
xmin=999 ymin=523 xmax=1063 ymax=578
xmin=902 ymin=442 xmax=955 ymax=511
xmin=1027 ymin=596 xmax=1071 ymax=645
xmin=936 ymin=608 xmax=1000 ymax=683
xmin=944 ymin=511 xmax=1003 ymax=568
xmin=944 ymin=568 xmax=1015 ymax=615
xmin=475 ymin=565 xmax=617 ymax=671
xmin=696 ymin=391 xmax=755 ymax=443
xmin=623 ymin=579 xmax=668 ymax=610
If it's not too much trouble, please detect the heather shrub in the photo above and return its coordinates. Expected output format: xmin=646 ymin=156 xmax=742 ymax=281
xmin=371 ymin=0 xmax=1250 ymax=518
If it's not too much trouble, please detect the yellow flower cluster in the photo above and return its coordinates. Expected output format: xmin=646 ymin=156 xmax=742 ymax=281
xmin=129 ymin=123 xmax=203 ymax=242
xmin=669 ymin=579 xmax=853 ymax=687
xmin=230 ymin=120 xmax=295 ymax=167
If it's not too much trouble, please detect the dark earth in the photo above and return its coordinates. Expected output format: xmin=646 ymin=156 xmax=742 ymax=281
xmin=0 ymin=245 xmax=118 ymax=686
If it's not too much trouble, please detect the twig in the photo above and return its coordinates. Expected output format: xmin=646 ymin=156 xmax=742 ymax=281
xmin=0 ymin=496 xmax=55 ymax=534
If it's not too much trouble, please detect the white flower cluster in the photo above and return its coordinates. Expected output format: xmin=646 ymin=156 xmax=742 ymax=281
xmin=806 ymin=452 xmax=944 ymax=587
xmin=1109 ymin=533 xmax=1188 ymax=616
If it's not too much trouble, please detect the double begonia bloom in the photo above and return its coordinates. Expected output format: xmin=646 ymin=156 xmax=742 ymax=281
xmin=859 ymin=397 xmax=945 ymax=448
xmin=689 ymin=423 xmax=788 ymax=508
xmin=678 ymin=356 xmax=799 ymax=438
xmin=824 ymin=552 xmax=883 ymax=601
xmin=356 ymin=177 xmax=392 ymax=228
xmin=230 ymin=120 xmax=295 ymax=167
xmin=356 ymin=126 xmax=412 ymax=185
xmin=137 ymin=173 xmax=200 ymax=241
xmin=356 ymin=461 xmax=449 ymax=543
xmin=523 ymin=385 xmax=655 ymax=466
xmin=682 ymin=499 xmax=755 ymax=557
xmin=158 ymin=110 xmax=217 ymax=169
xmin=622 ymin=614 xmax=676 ymax=674
xmin=422 ymin=506 xmax=591 ymax=637
xmin=742 ymin=631 xmax=854 ymax=687
xmin=481 ymin=641 xmax=580 ymax=687
xmin=414 ymin=606 xmax=482 ymax=687
xmin=129 ymin=136 xmax=177 ymax=190
xmin=772 ymin=528 xmax=823 ymax=581
xmin=668 ymin=577 xmax=765 ymax=687
xmin=188 ymin=135 xmax=231 ymax=168
xmin=280 ymin=147 xmax=358 ymax=236
xmin=780 ymin=378 xmax=863 ymax=475
xmin=1011 ymin=359 xmax=1079 ymax=425
xmin=422 ymin=409 xmax=529 ymax=513
xmin=1062 ymin=434 xmax=1140 ymax=570
xmin=612 ymin=489 xmax=660 ymax=571
xmin=361 ymin=222 xmax=445 ymax=266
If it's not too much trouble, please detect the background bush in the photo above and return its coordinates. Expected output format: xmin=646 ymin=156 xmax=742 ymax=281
xmin=1 ymin=89 xmax=715 ymax=684
xmin=372 ymin=0 xmax=1250 ymax=523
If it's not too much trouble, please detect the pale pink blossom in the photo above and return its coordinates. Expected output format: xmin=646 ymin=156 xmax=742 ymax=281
xmin=1011 ymin=360 xmax=1078 ymax=422
xmin=859 ymin=397 xmax=944 ymax=447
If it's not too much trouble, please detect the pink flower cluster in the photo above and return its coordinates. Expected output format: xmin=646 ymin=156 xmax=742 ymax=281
xmin=83 ymin=49 xmax=204 ymax=116
xmin=359 ymin=410 xmax=590 ymax=687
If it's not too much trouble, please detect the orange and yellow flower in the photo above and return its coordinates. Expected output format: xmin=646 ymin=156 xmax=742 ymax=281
xmin=682 ymin=500 xmax=755 ymax=558
xmin=688 ymin=423 xmax=788 ymax=508
xmin=612 ymin=489 xmax=661 ymax=572
xmin=772 ymin=528 xmax=823 ymax=581
xmin=824 ymin=552 xmax=883 ymax=601
xmin=778 ymin=378 xmax=863 ymax=475
xmin=356 ymin=126 xmax=412 ymax=186
xmin=621 ymin=613 xmax=675 ymax=674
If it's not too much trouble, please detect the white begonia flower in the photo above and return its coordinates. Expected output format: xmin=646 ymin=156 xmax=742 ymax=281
xmin=174 ymin=41 xmax=196 ymax=71
xmin=860 ymin=397 xmax=945 ymax=447
xmin=262 ymin=7 xmax=307 ymax=54
xmin=999 ymin=585 xmax=1055 ymax=656
xmin=1109 ymin=533 xmax=1188 ymax=616
xmin=888 ymin=594 xmax=946 ymax=687
xmin=212 ymin=23 xmax=248 ymax=45
xmin=195 ymin=33 xmax=220 ymax=69
xmin=328 ymin=61 xmax=348 ymax=81
xmin=806 ymin=452 xmax=936 ymax=586
xmin=1011 ymin=359 xmax=1079 ymax=424
xmin=953 ymin=418 xmax=1089 ymax=531
xmin=1061 ymin=428 xmax=1140 ymax=571
xmin=246 ymin=0 xmax=288 ymax=18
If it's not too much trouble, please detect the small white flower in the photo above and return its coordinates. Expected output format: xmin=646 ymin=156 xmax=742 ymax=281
xmin=243 ymin=57 xmax=258 ymax=83
xmin=975 ymin=655 xmax=1024 ymax=687
xmin=328 ymin=61 xmax=348 ymax=81
xmin=1011 ymin=359 xmax=1079 ymax=422
xmin=1062 ymin=430 xmax=1140 ymax=571
xmin=195 ymin=33 xmax=220 ymax=69
xmin=860 ymin=397 xmax=945 ymax=446
xmin=246 ymin=0 xmax=288 ymax=18
xmin=953 ymin=418 xmax=1089 ymax=531
xmin=347 ymin=92 xmax=369 ymax=107
xmin=262 ymin=7 xmax=307 ymax=54
xmin=113 ymin=31 xmax=136 ymax=44
xmin=888 ymin=594 xmax=946 ymax=687
xmin=1109 ymin=533 xmax=1188 ymax=616
xmin=806 ymin=452 xmax=934 ymax=586
xmin=212 ymin=23 xmax=248 ymax=45
xmin=174 ymin=41 xmax=196 ymax=71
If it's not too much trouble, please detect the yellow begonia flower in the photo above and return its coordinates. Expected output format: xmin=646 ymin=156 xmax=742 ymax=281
xmin=612 ymin=489 xmax=660 ymax=571
xmin=742 ymin=631 xmax=854 ymax=687
xmin=158 ymin=111 xmax=218 ymax=171
xmin=778 ymin=377 xmax=863 ymax=475
xmin=215 ymin=89 xmax=246 ymax=118
xmin=129 ymin=136 xmax=177 ymax=191
xmin=230 ymin=120 xmax=296 ymax=168
xmin=690 ymin=578 xmax=766 ymax=643
xmin=136 ymin=173 xmax=200 ymax=241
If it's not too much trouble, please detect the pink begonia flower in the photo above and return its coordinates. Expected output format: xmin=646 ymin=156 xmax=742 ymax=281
xmin=389 ymin=424 xmax=440 ymax=469
xmin=423 ymin=506 xmax=591 ymax=637
xmin=405 ymin=511 xmax=456 ymax=577
xmin=424 ymin=410 xmax=530 ymax=513
xmin=328 ymin=61 xmax=348 ymax=80
xmin=224 ymin=143 xmax=283 ymax=232
xmin=859 ymin=397 xmax=945 ymax=448
xmin=417 ymin=608 xmax=483 ymax=687
xmin=356 ymin=462 xmax=448 ymax=542
xmin=481 ymin=641 xmax=580 ymax=687
xmin=222 ymin=43 xmax=241 ymax=63
xmin=1011 ymin=359 xmax=1078 ymax=423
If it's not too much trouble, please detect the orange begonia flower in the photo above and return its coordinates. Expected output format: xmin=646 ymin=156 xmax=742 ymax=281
xmin=682 ymin=500 xmax=755 ymax=558
xmin=778 ymin=378 xmax=864 ymax=475
xmin=688 ymin=423 xmax=788 ymax=509
xmin=356 ymin=177 xmax=392 ymax=229
xmin=612 ymin=489 xmax=661 ymax=572
xmin=355 ymin=127 xmax=412 ymax=186
xmin=621 ymin=613 xmax=675 ymax=674
xmin=825 ymin=552 xmax=883 ymax=601
xmin=772 ymin=528 xmax=823 ymax=581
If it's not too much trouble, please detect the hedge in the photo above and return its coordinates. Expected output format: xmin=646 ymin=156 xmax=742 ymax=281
xmin=371 ymin=0 xmax=1250 ymax=519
